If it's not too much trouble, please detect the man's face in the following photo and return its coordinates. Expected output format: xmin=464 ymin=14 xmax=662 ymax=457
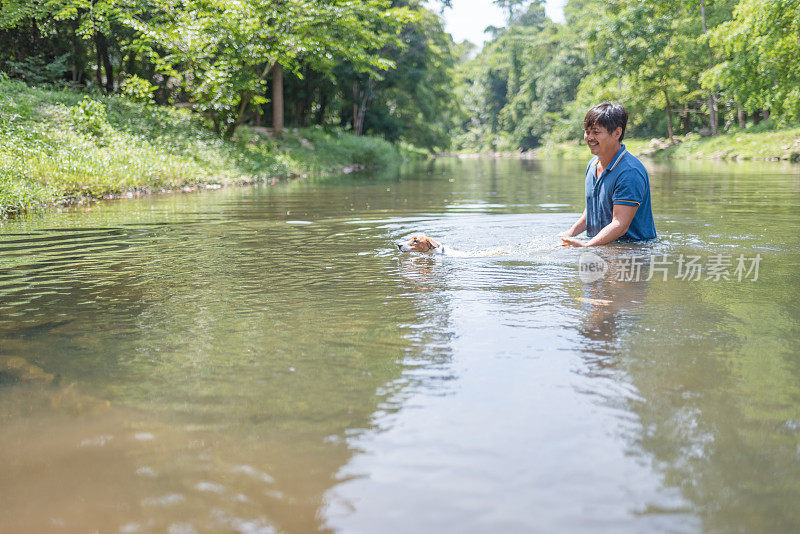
xmin=583 ymin=123 xmax=621 ymax=156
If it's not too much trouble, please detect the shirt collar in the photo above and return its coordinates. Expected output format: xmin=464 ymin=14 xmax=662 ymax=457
xmin=589 ymin=144 xmax=627 ymax=174
xmin=589 ymin=144 xmax=627 ymax=194
xmin=606 ymin=144 xmax=627 ymax=174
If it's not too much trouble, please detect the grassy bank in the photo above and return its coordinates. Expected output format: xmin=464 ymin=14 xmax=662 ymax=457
xmin=542 ymin=125 xmax=800 ymax=163
xmin=0 ymin=78 xmax=408 ymax=218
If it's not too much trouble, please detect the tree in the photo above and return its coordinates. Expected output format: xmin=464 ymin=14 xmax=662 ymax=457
xmin=125 ymin=0 xmax=409 ymax=136
xmin=700 ymin=0 xmax=718 ymax=135
xmin=1 ymin=0 xmax=122 ymax=91
xmin=330 ymin=0 xmax=458 ymax=150
xmin=582 ymin=0 xmax=725 ymax=140
xmin=702 ymin=0 xmax=800 ymax=122
xmin=455 ymin=2 xmax=585 ymax=150
xmin=493 ymin=0 xmax=529 ymax=22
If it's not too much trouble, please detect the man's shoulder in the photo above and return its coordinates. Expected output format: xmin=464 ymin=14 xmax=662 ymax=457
xmin=621 ymin=149 xmax=647 ymax=169
xmin=618 ymin=151 xmax=648 ymax=177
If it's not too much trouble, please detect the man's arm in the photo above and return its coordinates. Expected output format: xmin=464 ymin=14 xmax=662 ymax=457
xmin=561 ymin=209 xmax=587 ymax=237
xmin=561 ymin=204 xmax=638 ymax=247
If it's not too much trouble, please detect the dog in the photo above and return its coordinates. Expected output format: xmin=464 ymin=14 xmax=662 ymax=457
xmin=397 ymin=234 xmax=465 ymax=256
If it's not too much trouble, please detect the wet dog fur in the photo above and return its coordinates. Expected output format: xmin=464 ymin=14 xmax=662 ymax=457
xmin=397 ymin=235 xmax=449 ymax=255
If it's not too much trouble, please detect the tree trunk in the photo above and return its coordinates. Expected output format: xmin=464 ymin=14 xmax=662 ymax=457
xmin=224 ymin=61 xmax=275 ymax=138
xmin=700 ymin=0 xmax=718 ymax=135
xmin=353 ymin=83 xmax=359 ymax=134
xmin=680 ymin=108 xmax=689 ymax=134
xmin=737 ymin=105 xmax=746 ymax=128
xmin=272 ymin=63 xmax=284 ymax=137
xmin=752 ymin=110 xmax=761 ymax=126
xmin=664 ymin=91 xmax=674 ymax=142
xmin=762 ymin=109 xmax=770 ymax=121
xmin=706 ymin=93 xmax=717 ymax=135
xmin=225 ymin=91 xmax=252 ymax=138
xmin=352 ymin=79 xmax=374 ymax=136
xmin=117 ymin=50 xmax=132 ymax=89
xmin=93 ymin=31 xmax=113 ymax=92
xmin=71 ymin=19 xmax=82 ymax=83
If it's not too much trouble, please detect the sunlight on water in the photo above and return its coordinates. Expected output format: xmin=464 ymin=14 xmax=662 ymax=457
xmin=1 ymin=157 xmax=799 ymax=533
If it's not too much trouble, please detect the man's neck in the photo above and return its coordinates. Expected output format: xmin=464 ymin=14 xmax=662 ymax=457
xmin=598 ymin=142 xmax=623 ymax=168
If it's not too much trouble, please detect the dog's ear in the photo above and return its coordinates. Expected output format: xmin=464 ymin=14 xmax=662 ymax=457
xmin=424 ymin=236 xmax=440 ymax=250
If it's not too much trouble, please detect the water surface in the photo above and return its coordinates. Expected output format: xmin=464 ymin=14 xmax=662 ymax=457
xmin=1 ymin=157 xmax=799 ymax=533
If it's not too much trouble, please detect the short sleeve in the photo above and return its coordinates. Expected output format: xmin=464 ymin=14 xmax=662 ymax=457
xmin=612 ymin=169 xmax=646 ymax=207
xmin=586 ymin=156 xmax=598 ymax=176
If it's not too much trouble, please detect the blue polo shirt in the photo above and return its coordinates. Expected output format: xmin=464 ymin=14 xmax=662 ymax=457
xmin=584 ymin=144 xmax=656 ymax=241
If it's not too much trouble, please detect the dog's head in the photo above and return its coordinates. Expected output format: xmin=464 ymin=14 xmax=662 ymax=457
xmin=397 ymin=234 xmax=441 ymax=253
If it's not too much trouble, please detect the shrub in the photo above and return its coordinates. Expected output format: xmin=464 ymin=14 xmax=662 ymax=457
xmin=71 ymin=97 xmax=113 ymax=138
xmin=120 ymin=75 xmax=157 ymax=104
xmin=3 ymin=54 xmax=70 ymax=86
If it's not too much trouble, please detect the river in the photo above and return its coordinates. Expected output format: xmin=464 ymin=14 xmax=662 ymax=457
xmin=1 ymin=156 xmax=799 ymax=533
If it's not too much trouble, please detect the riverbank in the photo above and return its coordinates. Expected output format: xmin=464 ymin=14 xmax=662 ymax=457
xmin=542 ymin=124 xmax=800 ymax=162
xmin=0 ymin=79 xmax=411 ymax=218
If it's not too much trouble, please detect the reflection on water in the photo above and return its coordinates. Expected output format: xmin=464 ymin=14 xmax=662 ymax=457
xmin=1 ymin=157 xmax=799 ymax=533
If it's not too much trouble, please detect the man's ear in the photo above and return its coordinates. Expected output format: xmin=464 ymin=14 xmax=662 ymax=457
xmin=613 ymin=126 xmax=623 ymax=141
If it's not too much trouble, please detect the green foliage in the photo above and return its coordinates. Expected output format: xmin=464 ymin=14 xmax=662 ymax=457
xmin=702 ymin=0 xmax=800 ymax=122
xmin=125 ymin=0 xmax=413 ymax=135
xmin=0 ymin=0 xmax=457 ymax=150
xmin=0 ymin=80 xmax=403 ymax=217
xmin=3 ymin=0 xmax=796 ymax=156
xmin=71 ymin=97 xmax=113 ymax=137
xmin=4 ymin=53 xmax=70 ymax=85
xmin=454 ymin=6 xmax=584 ymax=151
xmin=455 ymin=0 xmax=799 ymax=151
xmin=299 ymin=126 xmax=402 ymax=170
xmin=119 ymin=75 xmax=156 ymax=104
xmin=346 ymin=1 xmax=459 ymax=152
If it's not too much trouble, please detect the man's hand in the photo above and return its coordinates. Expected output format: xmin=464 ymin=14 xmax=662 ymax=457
xmin=561 ymin=210 xmax=587 ymax=240
xmin=580 ymin=204 xmax=638 ymax=247
xmin=561 ymin=236 xmax=587 ymax=247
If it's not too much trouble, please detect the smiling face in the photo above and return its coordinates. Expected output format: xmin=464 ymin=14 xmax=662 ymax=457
xmin=398 ymin=235 xmax=440 ymax=253
xmin=584 ymin=122 xmax=622 ymax=158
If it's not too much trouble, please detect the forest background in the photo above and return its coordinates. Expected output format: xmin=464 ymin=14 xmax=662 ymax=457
xmin=0 ymin=0 xmax=798 ymax=215
xmin=2 ymin=0 xmax=799 ymax=151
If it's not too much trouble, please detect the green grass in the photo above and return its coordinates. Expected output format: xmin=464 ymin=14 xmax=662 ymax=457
xmin=662 ymin=124 xmax=800 ymax=161
xmin=0 ymin=78 xmax=404 ymax=218
xmin=542 ymin=125 xmax=800 ymax=162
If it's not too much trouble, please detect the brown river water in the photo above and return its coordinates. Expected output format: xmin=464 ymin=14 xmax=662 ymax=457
xmin=1 ymin=157 xmax=799 ymax=533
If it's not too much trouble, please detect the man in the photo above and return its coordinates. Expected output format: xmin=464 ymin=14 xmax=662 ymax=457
xmin=561 ymin=102 xmax=656 ymax=247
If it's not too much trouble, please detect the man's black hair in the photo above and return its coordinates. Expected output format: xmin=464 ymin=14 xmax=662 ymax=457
xmin=584 ymin=102 xmax=628 ymax=142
